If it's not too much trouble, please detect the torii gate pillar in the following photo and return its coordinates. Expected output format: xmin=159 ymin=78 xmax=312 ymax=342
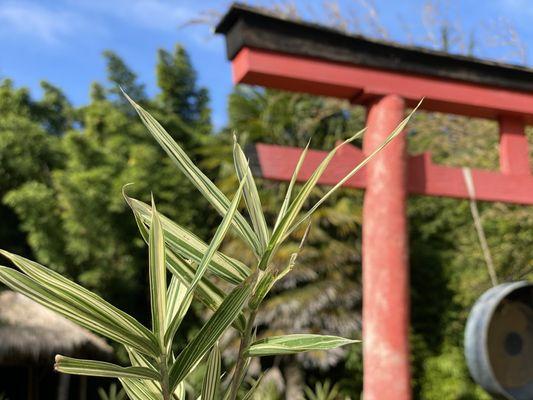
xmin=216 ymin=4 xmax=533 ymax=399
xmin=363 ymin=95 xmax=410 ymax=400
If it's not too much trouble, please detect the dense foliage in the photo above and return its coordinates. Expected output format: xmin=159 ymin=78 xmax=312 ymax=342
xmin=1 ymin=46 xmax=211 ymax=323
xmin=201 ymin=87 xmax=533 ymax=399
xmin=1 ymin=28 xmax=532 ymax=400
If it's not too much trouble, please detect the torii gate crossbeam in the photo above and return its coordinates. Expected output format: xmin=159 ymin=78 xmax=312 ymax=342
xmin=216 ymin=5 xmax=533 ymax=400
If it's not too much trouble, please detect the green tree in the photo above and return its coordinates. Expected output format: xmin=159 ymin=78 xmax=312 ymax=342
xmin=0 ymin=79 xmax=63 ymax=256
xmin=103 ymin=50 xmax=147 ymax=108
xmin=4 ymin=47 xmax=212 ymax=324
xmin=155 ymin=45 xmax=211 ymax=142
xmin=34 ymin=81 xmax=74 ymax=135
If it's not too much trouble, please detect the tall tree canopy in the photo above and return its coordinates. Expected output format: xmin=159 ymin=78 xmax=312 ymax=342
xmin=1 ymin=46 xmax=211 ymax=325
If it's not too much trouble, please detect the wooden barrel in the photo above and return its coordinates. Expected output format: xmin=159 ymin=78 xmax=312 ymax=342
xmin=465 ymin=281 xmax=533 ymax=399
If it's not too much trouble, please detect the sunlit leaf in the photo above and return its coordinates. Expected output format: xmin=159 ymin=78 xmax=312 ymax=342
xmin=246 ymin=334 xmax=359 ymax=356
xmin=123 ymin=92 xmax=261 ymax=257
xmin=55 ymin=355 xmax=160 ymax=380
xmin=201 ymin=344 xmax=221 ymax=400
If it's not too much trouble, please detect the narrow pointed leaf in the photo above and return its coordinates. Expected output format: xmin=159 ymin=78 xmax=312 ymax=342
xmin=169 ymin=280 xmax=253 ymax=391
xmin=126 ymin=194 xmax=246 ymax=332
xmin=0 ymin=265 xmax=158 ymax=356
xmin=0 ymin=250 xmax=156 ymax=348
xmin=174 ymin=382 xmax=186 ymax=400
xmin=149 ymin=197 xmax=167 ymax=348
xmin=166 ymin=253 xmax=246 ymax=332
xmin=165 ymin=277 xmax=193 ymax=346
xmin=185 ymin=176 xmax=245 ymax=299
xmin=241 ymin=373 xmax=266 ymax=400
xmin=125 ymin=195 xmax=249 ymax=284
xmin=55 ymin=355 xmax=160 ymax=380
xmin=288 ymin=101 xmax=421 ymax=236
xmin=120 ymin=378 xmax=161 ymax=400
xmin=246 ymin=334 xmax=359 ymax=357
xmin=124 ymin=348 xmax=165 ymax=399
xmin=201 ymin=344 xmax=221 ymax=400
xmin=259 ymin=129 xmax=365 ymax=270
xmin=126 ymin=347 xmax=158 ymax=370
xmin=122 ymin=92 xmax=261 ymax=257
xmin=233 ymin=136 xmax=269 ymax=253
xmin=166 ymin=276 xmax=187 ymax=327
xmin=273 ymin=141 xmax=310 ymax=232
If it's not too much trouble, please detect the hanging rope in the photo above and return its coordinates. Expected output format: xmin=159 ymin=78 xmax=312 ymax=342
xmin=462 ymin=167 xmax=499 ymax=286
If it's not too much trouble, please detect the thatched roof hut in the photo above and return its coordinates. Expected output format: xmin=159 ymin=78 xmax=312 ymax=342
xmin=0 ymin=290 xmax=113 ymax=400
xmin=0 ymin=290 xmax=112 ymax=364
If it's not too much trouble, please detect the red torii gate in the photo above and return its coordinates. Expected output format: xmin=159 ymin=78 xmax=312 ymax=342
xmin=216 ymin=4 xmax=533 ymax=399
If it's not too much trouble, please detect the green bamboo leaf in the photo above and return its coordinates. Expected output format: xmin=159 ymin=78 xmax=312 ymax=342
xmin=169 ymin=280 xmax=253 ymax=391
xmin=185 ymin=175 xmax=246 ymax=300
xmin=287 ymin=101 xmax=422 ymax=237
xmin=120 ymin=378 xmax=162 ymax=400
xmin=258 ymin=129 xmax=365 ymax=270
xmin=273 ymin=140 xmax=310 ymax=232
xmin=165 ymin=253 xmax=246 ymax=333
xmin=0 ymin=265 xmax=158 ymax=357
xmin=55 ymin=355 xmax=160 ymax=380
xmin=124 ymin=194 xmax=249 ymax=285
xmin=126 ymin=193 xmax=246 ymax=332
xmin=233 ymin=135 xmax=269 ymax=253
xmin=165 ymin=276 xmax=193 ymax=346
xmin=166 ymin=276 xmax=187 ymax=327
xmin=122 ymin=91 xmax=261 ymax=257
xmin=0 ymin=250 xmax=157 ymax=351
xmin=174 ymin=382 xmax=186 ymax=400
xmin=124 ymin=348 xmax=164 ymax=399
xmin=201 ymin=344 xmax=221 ymax=400
xmin=246 ymin=334 xmax=359 ymax=357
xmin=241 ymin=373 xmax=266 ymax=400
xmin=149 ymin=196 xmax=167 ymax=348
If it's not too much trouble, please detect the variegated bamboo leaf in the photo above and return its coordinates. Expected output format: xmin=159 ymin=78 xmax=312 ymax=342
xmin=246 ymin=334 xmax=359 ymax=357
xmin=288 ymin=101 xmax=422 ymax=237
xmin=258 ymin=129 xmax=365 ymax=270
xmin=124 ymin=194 xmax=249 ymax=285
xmin=0 ymin=265 xmax=158 ymax=357
xmin=233 ymin=135 xmax=269 ymax=253
xmin=273 ymin=140 xmax=310 ymax=232
xmin=169 ymin=280 xmax=253 ymax=391
xmin=122 ymin=91 xmax=261 ymax=257
xmin=55 ymin=355 xmax=160 ymax=380
xmin=185 ymin=175 xmax=245 ymax=299
xmin=165 ymin=253 xmax=246 ymax=333
xmin=149 ymin=196 xmax=167 ymax=348
xmin=201 ymin=344 xmax=221 ymax=400
xmin=120 ymin=377 xmax=162 ymax=400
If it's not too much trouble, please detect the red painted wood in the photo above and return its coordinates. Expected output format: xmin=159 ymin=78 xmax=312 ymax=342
xmin=232 ymin=48 xmax=533 ymax=122
xmin=230 ymin=45 xmax=532 ymax=400
xmin=255 ymin=143 xmax=533 ymax=205
xmin=499 ymin=116 xmax=531 ymax=175
xmin=255 ymin=142 xmax=367 ymax=188
xmin=362 ymin=95 xmax=410 ymax=400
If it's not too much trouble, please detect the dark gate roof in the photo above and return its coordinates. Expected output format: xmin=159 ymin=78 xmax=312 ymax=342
xmin=216 ymin=3 xmax=533 ymax=93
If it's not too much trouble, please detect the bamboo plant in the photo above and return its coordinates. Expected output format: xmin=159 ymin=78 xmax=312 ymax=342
xmin=0 ymin=93 xmax=418 ymax=400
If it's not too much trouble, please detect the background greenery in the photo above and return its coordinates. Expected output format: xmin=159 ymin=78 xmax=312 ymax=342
xmin=1 ymin=4 xmax=532 ymax=399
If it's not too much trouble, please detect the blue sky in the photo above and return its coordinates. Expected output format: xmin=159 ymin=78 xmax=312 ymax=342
xmin=1 ymin=0 xmax=533 ymax=129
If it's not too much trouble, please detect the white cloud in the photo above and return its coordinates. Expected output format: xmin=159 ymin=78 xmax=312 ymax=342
xmin=71 ymin=0 xmax=197 ymax=31
xmin=0 ymin=1 xmax=92 ymax=45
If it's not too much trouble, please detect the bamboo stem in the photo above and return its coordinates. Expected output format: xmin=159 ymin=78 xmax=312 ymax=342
xmin=228 ymin=308 xmax=257 ymax=400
